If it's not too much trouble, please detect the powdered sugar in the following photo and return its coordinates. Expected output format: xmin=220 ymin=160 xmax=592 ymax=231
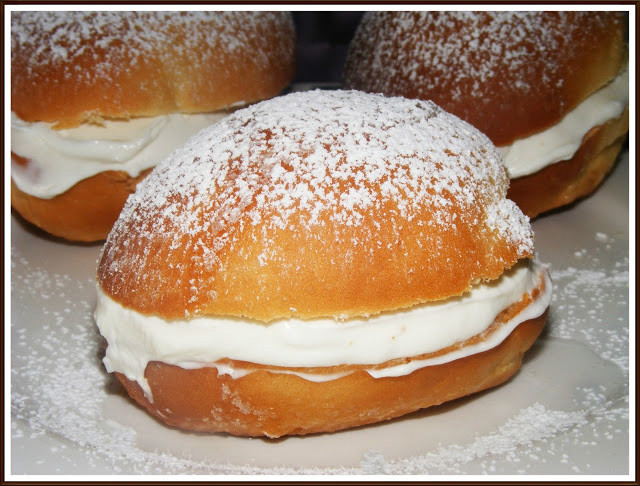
xmin=549 ymin=257 xmax=629 ymax=371
xmin=120 ymin=90 xmax=519 ymax=234
xmin=345 ymin=11 xmax=605 ymax=104
xmin=99 ymin=90 xmax=533 ymax=318
xmin=343 ymin=11 xmax=622 ymax=145
xmin=362 ymin=403 xmax=589 ymax=474
xmin=11 ymin=11 xmax=293 ymax=78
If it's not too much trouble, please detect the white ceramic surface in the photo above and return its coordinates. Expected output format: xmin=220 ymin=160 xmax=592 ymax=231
xmin=8 ymin=148 xmax=631 ymax=477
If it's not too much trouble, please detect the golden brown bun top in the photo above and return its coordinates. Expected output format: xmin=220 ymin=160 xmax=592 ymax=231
xmin=97 ymin=90 xmax=534 ymax=321
xmin=11 ymin=11 xmax=296 ymax=128
xmin=343 ymin=11 xmax=626 ymax=146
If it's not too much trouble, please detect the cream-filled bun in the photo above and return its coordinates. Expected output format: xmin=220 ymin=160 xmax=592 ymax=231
xmin=95 ymin=90 xmax=552 ymax=438
xmin=343 ymin=11 xmax=628 ymax=218
xmin=11 ymin=11 xmax=296 ymax=241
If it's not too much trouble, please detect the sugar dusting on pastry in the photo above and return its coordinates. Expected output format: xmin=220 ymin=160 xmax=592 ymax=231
xmin=11 ymin=11 xmax=294 ymax=79
xmin=344 ymin=11 xmax=611 ymax=105
xmin=99 ymin=90 xmax=533 ymax=319
xmin=119 ymin=90 xmax=528 ymax=239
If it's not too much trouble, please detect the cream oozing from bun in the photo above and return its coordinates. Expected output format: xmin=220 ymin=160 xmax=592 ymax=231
xmin=96 ymin=259 xmax=551 ymax=398
xmin=501 ymin=69 xmax=628 ymax=177
xmin=11 ymin=111 xmax=230 ymax=198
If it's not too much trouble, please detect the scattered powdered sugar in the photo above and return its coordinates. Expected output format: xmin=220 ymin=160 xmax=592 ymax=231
xmin=360 ymin=399 xmax=627 ymax=475
xmin=10 ymin=219 xmax=628 ymax=474
xmin=549 ymin=257 xmax=629 ymax=372
xmin=361 ymin=403 xmax=588 ymax=474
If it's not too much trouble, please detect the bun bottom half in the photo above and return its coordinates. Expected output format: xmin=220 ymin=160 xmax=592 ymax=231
xmin=114 ymin=310 xmax=547 ymax=438
xmin=11 ymin=156 xmax=152 ymax=242
xmin=507 ymin=108 xmax=628 ymax=218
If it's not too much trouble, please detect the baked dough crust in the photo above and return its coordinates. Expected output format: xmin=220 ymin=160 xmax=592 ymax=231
xmin=343 ymin=11 xmax=626 ymax=146
xmin=11 ymin=154 xmax=152 ymax=242
xmin=97 ymin=91 xmax=534 ymax=321
xmin=343 ymin=11 xmax=628 ymax=217
xmin=11 ymin=11 xmax=296 ymax=127
xmin=114 ymin=298 xmax=548 ymax=437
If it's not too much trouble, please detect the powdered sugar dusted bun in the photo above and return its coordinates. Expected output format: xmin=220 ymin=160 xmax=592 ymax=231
xmin=11 ymin=11 xmax=296 ymax=126
xmin=96 ymin=90 xmax=548 ymax=437
xmin=343 ymin=11 xmax=625 ymax=146
xmin=343 ymin=11 xmax=628 ymax=217
xmin=99 ymin=90 xmax=533 ymax=320
xmin=11 ymin=11 xmax=296 ymax=241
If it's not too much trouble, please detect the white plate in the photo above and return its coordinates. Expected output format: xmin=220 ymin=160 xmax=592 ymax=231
xmin=9 ymin=151 xmax=630 ymax=477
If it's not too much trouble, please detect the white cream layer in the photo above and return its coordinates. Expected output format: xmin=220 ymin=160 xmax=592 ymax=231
xmin=11 ymin=111 xmax=229 ymax=198
xmin=95 ymin=260 xmax=551 ymax=399
xmin=500 ymin=69 xmax=628 ymax=178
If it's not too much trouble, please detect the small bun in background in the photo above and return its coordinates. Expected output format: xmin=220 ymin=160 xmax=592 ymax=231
xmin=343 ymin=11 xmax=628 ymax=217
xmin=11 ymin=11 xmax=296 ymax=241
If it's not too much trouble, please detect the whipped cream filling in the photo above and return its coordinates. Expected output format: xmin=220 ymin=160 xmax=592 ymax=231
xmin=11 ymin=111 xmax=230 ymax=198
xmin=500 ymin=69 xmax=628 ymax=178
xmin=95 ymin=260 xmax=552 ymax=399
